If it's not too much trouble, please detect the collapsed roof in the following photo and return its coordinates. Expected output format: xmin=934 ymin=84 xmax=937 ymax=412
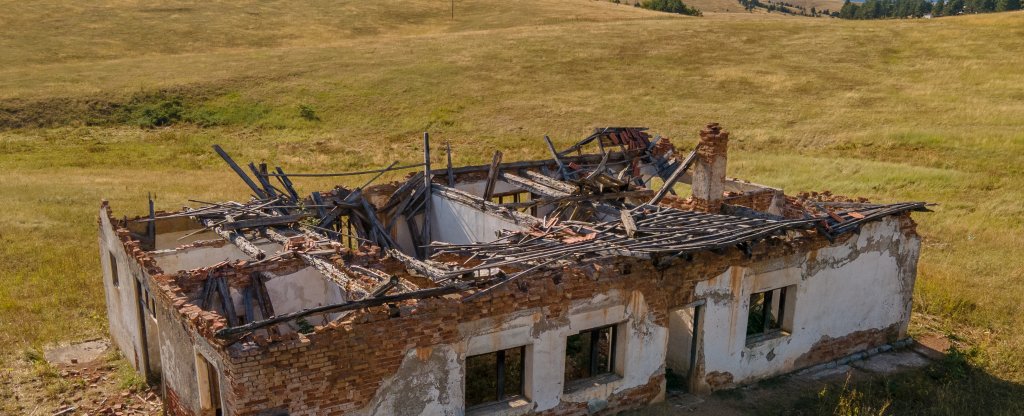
xmin=125 ymin=124 xmax=927 ymax=343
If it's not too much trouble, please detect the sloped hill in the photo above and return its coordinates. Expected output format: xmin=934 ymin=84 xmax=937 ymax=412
xmin=0 ymin=0 xmax=676 ymax=72
xmin=1 ymin=0 xmax=1024 ymax=414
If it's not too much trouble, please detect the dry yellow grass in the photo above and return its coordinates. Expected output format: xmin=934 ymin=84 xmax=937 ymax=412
xmin=1 ymin=1 xmax=1023 ymax=412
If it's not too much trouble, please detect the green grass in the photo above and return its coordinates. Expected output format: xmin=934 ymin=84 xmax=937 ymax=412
xmin=1 ymin=0 xmax=1023 ymax=411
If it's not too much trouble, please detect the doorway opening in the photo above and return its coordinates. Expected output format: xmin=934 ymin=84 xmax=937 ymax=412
xmin=666 ymin=304 xmax=702 ymax=392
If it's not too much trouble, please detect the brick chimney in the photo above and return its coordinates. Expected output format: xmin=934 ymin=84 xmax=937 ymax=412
xmin=691 ymin=123 xmax=729 ymax=213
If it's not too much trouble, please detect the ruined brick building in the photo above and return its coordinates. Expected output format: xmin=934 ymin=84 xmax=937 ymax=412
xmin=98 ymin=124 xmax=926 ymax=415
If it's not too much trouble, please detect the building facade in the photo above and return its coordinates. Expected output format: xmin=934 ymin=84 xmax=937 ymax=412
xmin=99 ymin=125 xmax=924 ymax=415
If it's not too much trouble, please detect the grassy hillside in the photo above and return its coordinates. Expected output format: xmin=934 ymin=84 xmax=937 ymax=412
xmin=612 ymin=0 xmax=845 ymax=14
xmin=1 ymin=0 xmax=1023 ymax=412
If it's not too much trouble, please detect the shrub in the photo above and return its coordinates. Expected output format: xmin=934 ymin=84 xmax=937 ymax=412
xmin=640 ymin=0 xmax=703 ymax=15
xmin=132 ymin=98 xmax=184 ymax=128
xmin=298 ymin=104 xmax=320 ymax=121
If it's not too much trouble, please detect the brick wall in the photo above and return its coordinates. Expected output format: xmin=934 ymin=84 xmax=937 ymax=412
xmin=219 ymin=225 xmax=846 ymax=415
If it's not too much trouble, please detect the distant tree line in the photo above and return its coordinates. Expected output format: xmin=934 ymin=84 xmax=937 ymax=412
xmin=738 ymin=0 xmax=831 ymax=16
xmin=637 ymin=0 xmax=703 ymax=16
xmin=838 ymin=0 xmax=1020 ymax=18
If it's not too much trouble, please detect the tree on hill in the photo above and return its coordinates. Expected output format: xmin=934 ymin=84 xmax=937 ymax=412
xmin=933 ymin=0 xmax=946 ymax=15
xmin=945 ymin=0 xmax=965 ymax=14
xmin=639 ymin=0 xmax=703 ymax=15
xmin=839 ymin=0 xmax=859 ymax=18
xmin=996 ymin=0 xmax=1021 ymax=11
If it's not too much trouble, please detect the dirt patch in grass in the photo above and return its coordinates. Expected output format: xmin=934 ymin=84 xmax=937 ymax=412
xmin=0 ymin=342 xmax=160 ymax=415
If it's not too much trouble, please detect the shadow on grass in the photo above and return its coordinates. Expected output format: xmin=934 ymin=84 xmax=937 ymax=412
xmin=760 ymin=347 xmax=1024 ymax=416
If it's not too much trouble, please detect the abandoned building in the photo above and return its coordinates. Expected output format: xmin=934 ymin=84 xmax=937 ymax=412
xmin=98 ymin=124 xmax=927 ymax=416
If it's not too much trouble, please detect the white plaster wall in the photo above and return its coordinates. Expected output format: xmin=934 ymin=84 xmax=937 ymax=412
xmin=265 ymin=267 xmax=344 ymax=329
xmin=360 ymin=289 xmax=668 ymax=415
xmin=693 ymin=217 xmax=919 ymax=389
xmin=151 ymin=244 xmax=249 ymax=274
xmin=455 ymin=180 xmax=520 ymax=198
xmin=429 ymin=195 xmax=527 ymax=245
xmin=154 ymin=229 xmax=220 ymax=250
xmin=98 ymin=209 xmax=146 ymax=371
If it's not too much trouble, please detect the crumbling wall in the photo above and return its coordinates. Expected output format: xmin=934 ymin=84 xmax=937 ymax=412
xmin=222 ymin=258 xmax=688 ymax=416
xmin=692 ymin=215 xmax=920 ymax=391
xmin=97 ymin=204 xmax=150 ymax=372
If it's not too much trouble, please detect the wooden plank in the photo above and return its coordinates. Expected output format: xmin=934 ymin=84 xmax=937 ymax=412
xmin=620 ymin=209 xmax=638 ymax=238
xmin=248 ymin=162 xmax=278 ymax=198
xmin=648 ymin=149 xmax=698 ymax=206
xmin=274 ymin=167 xmax=301 ymax=202
xmin=194 ymin=214 xmax=266 ymax=260
xmin=446 ymin=142 xmax=455 ymax=187
xmin=221 ymin=214 xmax=309 ymax=231
xmin=310 ymin=192 xmax=328 ymax=220
xmin=500 ymin=172 xmax=569 ymax=197
xmin=388 ymin=249 xmax=451 ymax=282
xmin=422 ymin=133 xmax=433 ymax=258
xmin=242 ymin=285 xmax=256 ymax=324
xmin=216 ymin=276 xmax=239 ymax=327
xmin=251 ymin=271 xmax=275 ymax=318
xmin=212 ymin=145 xmax=268 ymax=199
xmin=544 ymin=135 xmax=570 ymax=180
xmin=261 ymin=163 xmax=424 ymax=178
xmin=482 ymin=150 xmax=504 ymax=201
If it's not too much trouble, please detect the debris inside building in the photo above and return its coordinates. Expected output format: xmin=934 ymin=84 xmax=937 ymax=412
xmin=98 ymin=123 xmax=928 ymax=415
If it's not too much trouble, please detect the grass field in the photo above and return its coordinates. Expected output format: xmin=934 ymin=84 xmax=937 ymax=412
xmin=1 ymin=0 xmax=1023 ymax=413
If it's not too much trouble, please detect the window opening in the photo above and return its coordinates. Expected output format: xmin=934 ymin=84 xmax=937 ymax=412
xmin=565 ymin=325 xmax=617 ymax=385
xmin=746 ymin=286 xmax=792 ymax=344
xmin=465 ymin=346 xmax=526 ymax=408
xmin=109 ymin=251 xmax=120 ymax=287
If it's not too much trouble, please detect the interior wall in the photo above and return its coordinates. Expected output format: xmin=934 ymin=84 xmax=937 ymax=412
xmin=151 ymin=244 xmax=250 ymax=273
xmin=264 ymin=267 xmax=344 ymax=330
xmin=454 ymin=180 xmax=519 ymax=198
xmin=428 ymin=194 xmax=527 ymax=245
xmin=154 ymin=229 xmax=221 ymax=251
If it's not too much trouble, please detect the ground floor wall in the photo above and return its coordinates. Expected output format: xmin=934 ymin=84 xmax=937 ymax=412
xmin=689 ymin=216 xmax=920 ymax=391
xmin=99 ymin=207 xmax=157 ymax=378
xmin=107 ymin=208 xmax=918 ymax=415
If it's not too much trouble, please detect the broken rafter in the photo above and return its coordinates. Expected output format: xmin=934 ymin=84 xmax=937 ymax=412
xmin=494 ymin=189 xmax=654 ymax=209
xmin=500 ymin=172 xmax=570 ymax=198
xmin=647 ymin=148 xmax=698 ymax=206
xmin=193 ymin=213 xmax=266 ymax=260
xmin=212 ymin=145 xmax=269 ymax=199
xmin=544 ymin=135 xmax=571 ymax=181
xmin=482 ymin=150 xmax=504 ymax=201
xmin=220 ymin=214 xmax=310 ymax=231
xmin=261 ymin=163 xmax=425 ymax=178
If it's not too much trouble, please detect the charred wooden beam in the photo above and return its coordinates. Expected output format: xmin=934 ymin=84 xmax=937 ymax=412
xmin=221 ymin=214 xmax=309 ymax=231
xmin=648 ymin=148 xmax=698 ymax=206
xmin=544 ymin=135 xmax=570 ymax=180
xmin=446 ymin=142 xmax=455 ymax=187
xmin=482 ymin=150 xmax=504 ymax=201
xmin=212 ymin=145 xmax=269 ymax=199
xmin=422 ymin=132 xmax=433 ymax=258
xmin=274 ymin=167 xmax=301 ymax=202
